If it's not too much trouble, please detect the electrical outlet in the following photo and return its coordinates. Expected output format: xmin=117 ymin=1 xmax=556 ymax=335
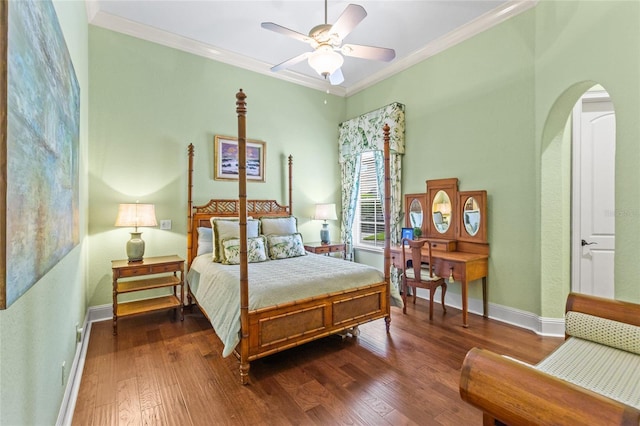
xmin=160 ymin=219 xmax=172 ymax=230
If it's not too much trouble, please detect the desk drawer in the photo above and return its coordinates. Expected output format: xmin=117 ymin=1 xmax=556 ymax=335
xmin=434 ymin=259 xmax=465 ymax=282
xmin=429 ymin=240 xmax=457 ymax=252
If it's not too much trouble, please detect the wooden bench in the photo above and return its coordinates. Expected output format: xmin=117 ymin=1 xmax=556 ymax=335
xmin=459 ymin=293 xmax=640 ymax=425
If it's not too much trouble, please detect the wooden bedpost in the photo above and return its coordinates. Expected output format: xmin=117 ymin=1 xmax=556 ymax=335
xmin=288 ymin=155 xmax=293 ymax=215
xmin=383 ymin=123 xmax=391 ymax=333
xmin=236 ymin=89 xmax=250 ymax=384
xmin=187 ymin=143 xmax=194 ymax=272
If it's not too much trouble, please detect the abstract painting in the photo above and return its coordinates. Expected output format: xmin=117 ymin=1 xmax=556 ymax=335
xmin=213 ymin=135 xmax=265 ymax=182
xmin=0 ymin=0 xmax=80 ymax=308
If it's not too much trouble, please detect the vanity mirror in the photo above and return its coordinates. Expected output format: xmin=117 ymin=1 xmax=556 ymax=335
xmin=432 ymin=190 xmax=452 ymax=233
xmin=404 ymin=193 xmax=426 ymax=237
xmin=426 ymin=178 xmax=458 ymax=240
xmin=457 ymin=190 xmax=487 ymax=243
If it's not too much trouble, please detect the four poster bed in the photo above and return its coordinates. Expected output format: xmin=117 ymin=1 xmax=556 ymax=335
xmin=186 ymin=89 xmax=393 ymax=384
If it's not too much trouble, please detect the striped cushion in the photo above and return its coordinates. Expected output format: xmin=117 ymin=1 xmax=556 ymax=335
xmin=536 ymin=337 xmax=640 ymax=409
xmin=565 ymin=311 xmax=640 ymax=355
xmin=404 ymin=267 xmax=441 ymax=282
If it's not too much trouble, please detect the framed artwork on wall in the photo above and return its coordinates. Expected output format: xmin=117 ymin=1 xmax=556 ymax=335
xmin=1 ymin=0 xmax=80 ymax=309
xmin=214 ymin=135 xmax=266 ymax=182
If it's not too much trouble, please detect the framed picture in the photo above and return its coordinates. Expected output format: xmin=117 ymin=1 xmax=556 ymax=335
xmin=401 ymin=227 xmax=414 ymax=242
xmin=1 ymin=0 xmax=80 ymax=309
xmin=214 ymin=135 xmax=266 ymax=182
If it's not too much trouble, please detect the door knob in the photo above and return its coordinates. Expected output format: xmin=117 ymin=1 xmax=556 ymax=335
xmin=581 ymin=239 xmax=597 ymax=246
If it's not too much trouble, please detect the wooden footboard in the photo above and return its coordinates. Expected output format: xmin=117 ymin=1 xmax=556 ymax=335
xmin=247 ymin=281 xmax=388 ymax=360
xmin=460 ymin=347 xmax=640 ymax=426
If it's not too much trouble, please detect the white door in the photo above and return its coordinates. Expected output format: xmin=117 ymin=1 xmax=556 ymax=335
xmin=571 ymin=91 xmax=616 ymax=298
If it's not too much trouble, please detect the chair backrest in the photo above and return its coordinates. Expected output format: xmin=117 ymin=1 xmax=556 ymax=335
xmin=401 ymin=238 xmax=434 ymax=281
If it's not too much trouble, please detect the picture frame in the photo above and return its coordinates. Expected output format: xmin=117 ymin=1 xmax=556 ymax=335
xmin=401 ymin=227 xmax=414 ymax=243
xmin=214 ymin=135 xmax=266 ymax=182
xmin=1 ymin=0 xmax=80 ymax=309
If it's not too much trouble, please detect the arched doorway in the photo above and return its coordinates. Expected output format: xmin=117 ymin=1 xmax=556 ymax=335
xmin=539 ymin=81 xmax=616 ymax=319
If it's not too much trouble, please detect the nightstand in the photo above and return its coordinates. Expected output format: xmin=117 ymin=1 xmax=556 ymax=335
xmin=304 ymin=242 xmax=346 ymax=259
xmin=111 ymin=255 xmax=184 ymax=335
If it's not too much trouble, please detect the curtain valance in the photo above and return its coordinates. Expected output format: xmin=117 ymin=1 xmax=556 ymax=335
xmin=338 ymin=102 xmax=405 ymax=162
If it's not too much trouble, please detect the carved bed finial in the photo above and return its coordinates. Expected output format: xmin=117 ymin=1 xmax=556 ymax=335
xmin=236 ymin=89 xmax=247 ymax=115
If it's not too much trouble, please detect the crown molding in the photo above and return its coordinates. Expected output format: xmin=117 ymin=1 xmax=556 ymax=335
xmin=87 ymin=0 xmax=536 ymax=98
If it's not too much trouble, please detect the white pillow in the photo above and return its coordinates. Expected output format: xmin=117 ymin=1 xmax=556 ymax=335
xmin=211 ymin=218 xmax=259 ymax=262
xmin=196 ymin=227 xmax=213 ymax=255
xmin=260 ymin=216 xmax=297 ymax=235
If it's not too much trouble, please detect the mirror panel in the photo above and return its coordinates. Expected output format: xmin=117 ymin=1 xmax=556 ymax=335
xmin=409 ymin=199 xmax=423 ymax=228
xmin=457 ymin=190 xmax=487 ymax=243
xmin=426 ymin=178 xmax=458 ymax=240
xmin=463 ymin=196 xmax=480 ymax=236
xmin=404 ymin=193 xmax=426 ymax=237
xmin=432 ymin=190 xmax=451 ymax=233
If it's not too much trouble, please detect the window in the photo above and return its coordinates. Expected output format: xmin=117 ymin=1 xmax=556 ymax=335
xmin=353 ymin=151 xmax=385 ymax=249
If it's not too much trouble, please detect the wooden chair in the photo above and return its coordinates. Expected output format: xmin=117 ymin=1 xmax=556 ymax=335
xmin=401 ymin=238 xmax=447 ymax=320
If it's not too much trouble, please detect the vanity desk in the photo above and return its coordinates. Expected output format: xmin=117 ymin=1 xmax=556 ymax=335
xmin=391 ymin=179 xmax=489 ymax=327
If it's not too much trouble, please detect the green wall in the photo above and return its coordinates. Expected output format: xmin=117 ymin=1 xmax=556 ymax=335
xmin=535 ymin=0 xmax=640 ymax=315
xmin=0 ymin=1 xmax=89 ymax=424
xmin=87 ymin=27 xmax=346 ymax=306
xmin=348 ymin=8 xmax=539 ymax=312
xmin=347 ymin=0 xmax=640 ymax=317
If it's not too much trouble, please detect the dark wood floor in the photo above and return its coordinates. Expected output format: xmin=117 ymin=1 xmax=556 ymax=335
xmin=72 ymin=300 xmax=563 ymax=425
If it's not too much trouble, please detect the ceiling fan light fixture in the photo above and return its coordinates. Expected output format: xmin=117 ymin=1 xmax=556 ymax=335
xmin=308 ymin=45 xmax=344 ymax=77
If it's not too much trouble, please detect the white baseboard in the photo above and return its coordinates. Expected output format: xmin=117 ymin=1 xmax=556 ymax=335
xmin=56 ymin=304 xmax=111 ymax=426
xmin=413 ymin=288 xmax=565 ymax=337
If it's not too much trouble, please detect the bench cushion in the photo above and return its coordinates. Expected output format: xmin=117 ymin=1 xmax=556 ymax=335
xmin=566 ymin=311 xmax=640 ymax=355
xmin=536 ymin=337 xmax=640 ymax=409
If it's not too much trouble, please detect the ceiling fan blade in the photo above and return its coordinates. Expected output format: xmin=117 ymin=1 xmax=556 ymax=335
xmin=271 ymin=52 xmax=312 ymax=72
xmin=329 ymin=68 xmax=344 ymax=85
xmin=341 ymin=44 xmax=396 ymax=62
xmin=329 ymin=4 xmax=367 ymax=41
xmin=261 ymin=22 xmax=312 ymax=44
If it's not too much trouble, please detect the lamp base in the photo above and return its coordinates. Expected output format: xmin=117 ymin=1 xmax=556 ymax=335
xmin=320 ymin=223 xmax=330 ymax=244
xmin=126 ymin=232 xmax=146 ymax=262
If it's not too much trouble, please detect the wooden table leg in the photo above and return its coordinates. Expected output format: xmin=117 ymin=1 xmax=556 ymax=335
xmin=482 ymin=277 xmax=488 ymax=318
xmin=462 ymin=278 xmax=469 ymax=328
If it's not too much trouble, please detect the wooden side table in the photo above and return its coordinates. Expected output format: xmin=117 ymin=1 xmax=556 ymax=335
xmin=111 ymin=255 xmax=184 ymax=335
xmin=304 ymin=242 xmax=346 ymax=259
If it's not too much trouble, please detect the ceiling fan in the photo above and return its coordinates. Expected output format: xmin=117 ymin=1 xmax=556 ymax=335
xmin=261 ymin=1 xmax=396 ymax=85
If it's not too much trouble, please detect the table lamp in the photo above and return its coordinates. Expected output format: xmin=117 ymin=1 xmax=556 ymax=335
xmin=115 ymin=203 xmax=157 ymax=262
xmin=314 ymin=203 xmax=337 ymax=244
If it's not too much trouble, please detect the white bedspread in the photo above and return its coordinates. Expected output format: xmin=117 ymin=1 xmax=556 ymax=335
xmin=188 ymin=253 xmax=394 ymax=357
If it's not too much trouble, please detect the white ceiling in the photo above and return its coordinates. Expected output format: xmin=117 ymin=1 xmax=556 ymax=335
xmin=86 ymin=0 xmax=535 ymax=96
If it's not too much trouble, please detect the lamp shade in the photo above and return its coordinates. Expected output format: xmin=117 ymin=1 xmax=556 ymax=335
xmin=314 ymin=203 xmax=338 ymax=221
xmin=308 ymin=45 xmax=344 ymax=77
xmin=115 ymin=203 xmax=157 ymax=262
xmin=115 ymin=203 xmax=158 ymax=230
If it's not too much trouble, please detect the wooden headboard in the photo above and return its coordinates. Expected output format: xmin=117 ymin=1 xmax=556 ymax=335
xmin=186 ymin=144 xmax=293 ymax=266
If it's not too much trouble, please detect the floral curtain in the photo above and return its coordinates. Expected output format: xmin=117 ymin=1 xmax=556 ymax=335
xmin=338 ymin=102 xmax=405 ymax=256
